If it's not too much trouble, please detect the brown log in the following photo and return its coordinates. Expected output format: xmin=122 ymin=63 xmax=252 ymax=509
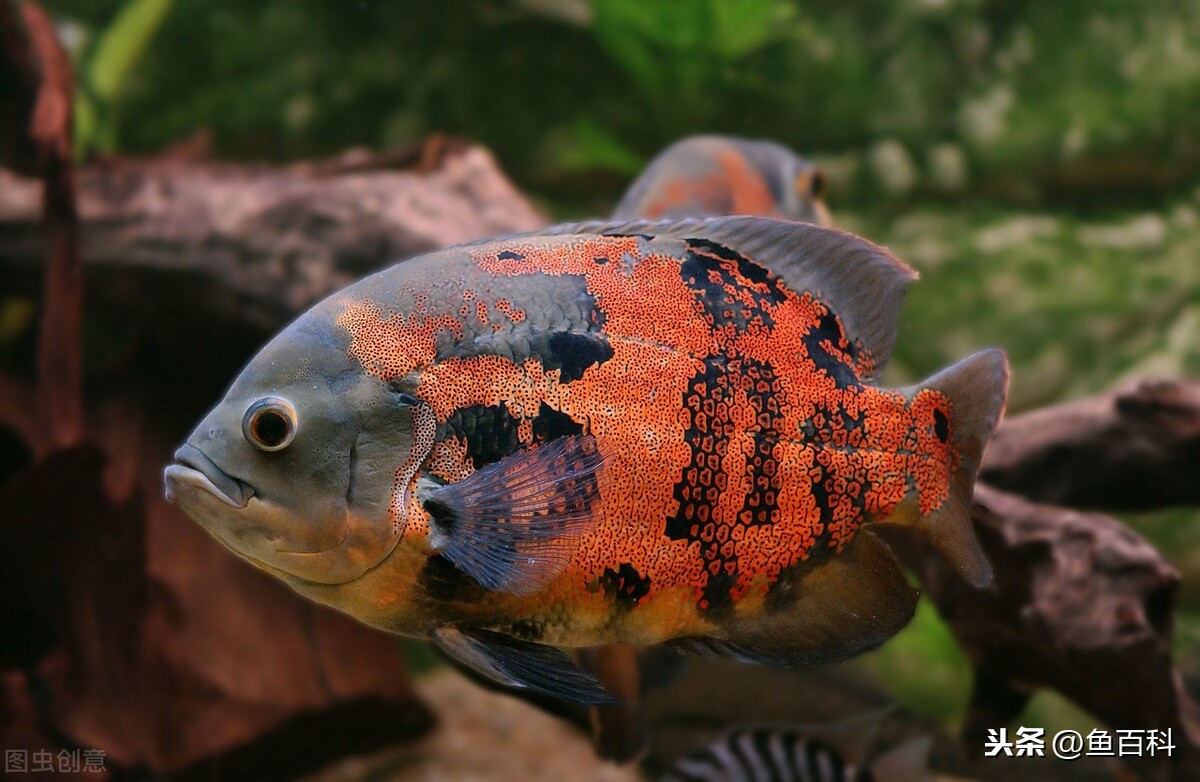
xmin=982 ymin=378 xmax=1200 ymax=510
xmin=0 ymin=0 xmax=41 ymax=176
xmin=881 ymin=484 xmax=1200 ymax=782
xmin=1 ymin=0 xmax=84 ymax=449
xmin=0 ymin=143 xmax=548 ymax=334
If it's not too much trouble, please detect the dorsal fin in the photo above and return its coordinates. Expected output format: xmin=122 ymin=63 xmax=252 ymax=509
xmin=539 ymin=216 xmax=917 ymax=373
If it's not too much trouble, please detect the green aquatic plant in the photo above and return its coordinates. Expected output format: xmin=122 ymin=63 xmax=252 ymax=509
xmin=72 ymin=0 xmax=173 ymax=158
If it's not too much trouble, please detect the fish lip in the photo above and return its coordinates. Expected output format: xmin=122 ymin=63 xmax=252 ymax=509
xmin=169 ymin=443 xmax=256 ymax=509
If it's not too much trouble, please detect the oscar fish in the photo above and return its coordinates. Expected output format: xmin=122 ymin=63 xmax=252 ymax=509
xmin=164 ymin=216 xmax=1008 ymax=705
xmin=613 ymin=136 xmax=832 ymax=225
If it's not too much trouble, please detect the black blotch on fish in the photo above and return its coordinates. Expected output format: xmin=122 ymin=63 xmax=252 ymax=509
xmin=736 ymin=361 xmax=785 ymax=529
xmin=439 ymin=404 xmax=521 ymax=469
xmin=933 ymin=408 xmax=949 ymax=443
xmin=533 ymin=331 xmax=615 ymax=383
xmin=840 ymin=405 xmax=865 ymax=435
xmin=686 ymin=238 xmax=783 ymax=293
xmin=497 ymin=250 xmax=525 ymax=261
xmin=801 ymin=309 xmax=863 ymax=390
xmin=531 ymin=402 xmax=585 ymax=442
xmin=701 ymin=569 xmax=737 ymax=619
xmin=668 ymin=354 xmax=791 ymax=616
xmin=599 ymin=563 xmax=651 ymax=610
xmin=666 ymin=356 xmax=723 ymax=542
xmin=603 ymin=232 xmax=654 ymax=241
xmin=680 ymin=244 xmax=778 ymax=333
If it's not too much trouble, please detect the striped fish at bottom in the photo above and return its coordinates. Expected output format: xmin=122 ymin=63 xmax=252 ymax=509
xmin=662 ymin=725 xmax=932 ymax=782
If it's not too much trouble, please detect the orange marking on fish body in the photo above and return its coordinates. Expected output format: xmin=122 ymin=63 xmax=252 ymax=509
xmin=337 ymin=299 xmax=464 ymax=381
xmin=494 ymin=298 xmax=527 ymax=324
xmin=429 ymin=437 xmax=474 ymax=482
xmin=417 ymin=354 xmax=535 ymax=422
xmin=648 ymin=172 xmax=729 ymax=219
xmin=389 ymin=403 xmax=436 ymax=534
xmin=640 ymin=149 xmax=781 ymax=220
xmin=715 ymin=149 xmax=780 ymax=217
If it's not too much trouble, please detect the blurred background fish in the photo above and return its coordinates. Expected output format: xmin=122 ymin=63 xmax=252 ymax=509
xmin=613 ymin=136 xmax=832 ymax=225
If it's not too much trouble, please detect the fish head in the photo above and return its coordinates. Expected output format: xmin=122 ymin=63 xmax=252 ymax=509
xmin=731 ymin=138 xmax=832 ymax=226
xmin=164 ymin=306 xmax=427 ymax=586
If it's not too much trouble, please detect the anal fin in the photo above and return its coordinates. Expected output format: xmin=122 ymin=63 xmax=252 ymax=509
xmin=668 ymin=531 xmax=917 ymax=666
xmin=431 ymin=626 xmax=615 ymax=705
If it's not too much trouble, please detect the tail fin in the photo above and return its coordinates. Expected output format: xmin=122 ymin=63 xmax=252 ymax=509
xmin=896 ymin=349 xmax=1010 ymax=587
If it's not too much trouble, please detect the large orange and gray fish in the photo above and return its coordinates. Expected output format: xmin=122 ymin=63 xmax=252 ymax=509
xmin=661 ymin=726 xmax=932 ymax=782
xmin=613 ymin=136 xmax=832 ymax=225
xmin=164 ymin=216 xmax=1008 ymax=705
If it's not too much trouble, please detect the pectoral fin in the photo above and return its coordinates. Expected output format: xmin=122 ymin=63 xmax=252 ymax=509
xmin=669 ymin=530 xmax=918 ymax=666
xmin=431 ymin=626 xmax=615 ymax=705
xmin=421 ymin=434 xmax=604 ymax=595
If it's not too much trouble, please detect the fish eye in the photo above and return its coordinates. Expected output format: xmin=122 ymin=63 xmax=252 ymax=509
xmin=242 ymin=397 xmax=298 ymax=452
xmin=797 ymin=169 xmax=826 ymax=200
xmin=810 ymin=170 xmax=826 ymax=199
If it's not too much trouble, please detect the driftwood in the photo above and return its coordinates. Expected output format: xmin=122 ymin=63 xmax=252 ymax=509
xmin=882 ymin=484 xmax=1200 ymax=782
xmin=982 ymin=378 xmax=1200 ymax=511
xmin=1 ymin=0 xmax=83 ymax=450
xmin=0 ymin=141 xmax=547 ymax=335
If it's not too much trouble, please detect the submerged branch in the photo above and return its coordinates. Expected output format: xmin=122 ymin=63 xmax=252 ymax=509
xmin=983 ymin=378 xmax=1200 ymax=511
xmin=0 ymin=142 xmax=547 ymax=331
xmin=883 ymin=484 xmax=1200 ymax=781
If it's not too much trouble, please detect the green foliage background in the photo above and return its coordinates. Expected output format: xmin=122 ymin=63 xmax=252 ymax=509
xmin=43 ymin=0 xmax=1200 ymax=734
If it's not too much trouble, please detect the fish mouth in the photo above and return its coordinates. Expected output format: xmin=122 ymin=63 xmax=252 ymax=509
xmin=167 ymin=443 xmax=256 ymax=509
